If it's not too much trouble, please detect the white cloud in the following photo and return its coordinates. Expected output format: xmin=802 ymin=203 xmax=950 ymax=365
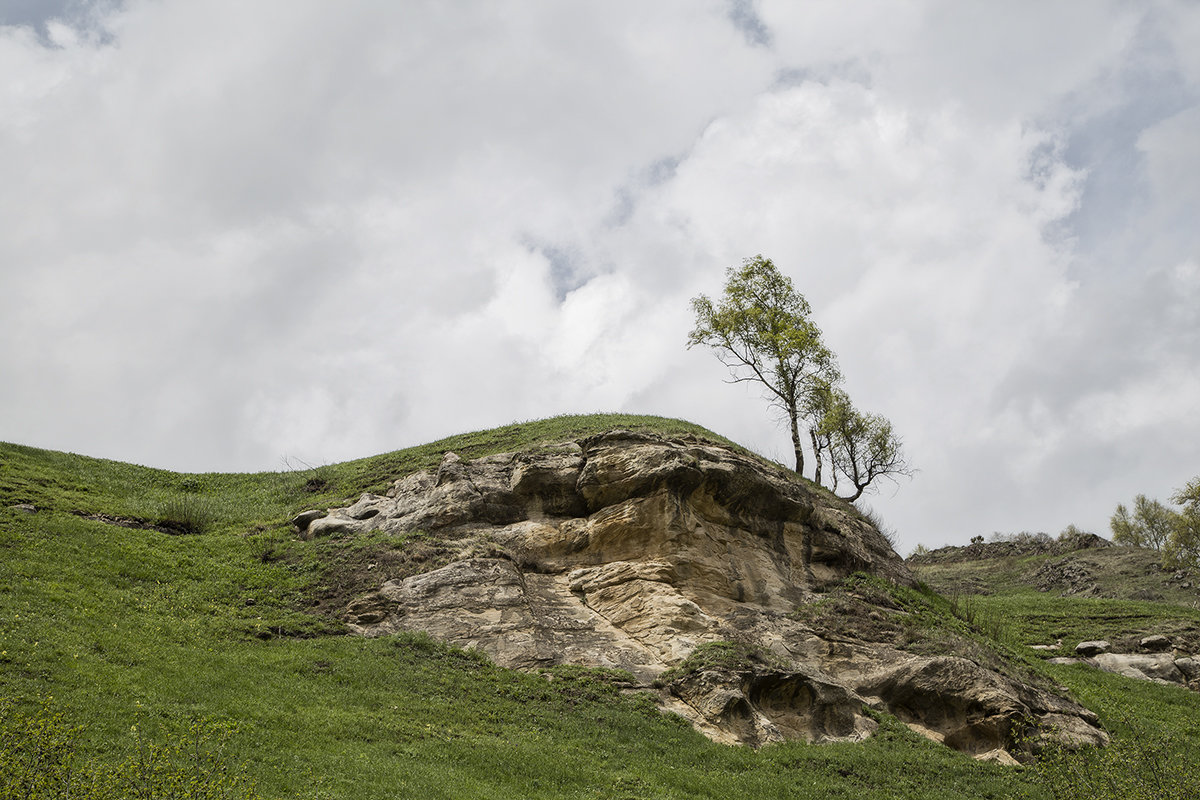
xmin=1 ymin=0 xmax=1198 ymax=553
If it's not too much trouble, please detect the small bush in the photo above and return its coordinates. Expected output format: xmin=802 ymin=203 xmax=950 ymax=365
xmin=154 ymin=495 xmax=217 ymax=534
xmin=948 ymin=592 xmax=1010 ymax=644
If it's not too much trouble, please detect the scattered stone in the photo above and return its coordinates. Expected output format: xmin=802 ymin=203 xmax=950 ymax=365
xmin=1034 ymin=558 xmax=1100 ymax=596
xmin=291 ymin=509 xmax=327 ymax=534
xmin=976 ymin=749 xmax=1022 ymax=766
xmin=1075 ymin=640 xmax=1111 ymax=657
xmin=1139 ymin=634 xmax=1172 ymax=652
xmin=9 ymin=503 xmax=37 ymax=513
xmin=70 ymin=510 xmax=191 ymax=536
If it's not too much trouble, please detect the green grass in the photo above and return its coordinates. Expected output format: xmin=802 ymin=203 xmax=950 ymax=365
xmin=909 ymin=549 xmax=1200 ymax=797
xmin=2 ymin=413 xmax=1198 ymax=798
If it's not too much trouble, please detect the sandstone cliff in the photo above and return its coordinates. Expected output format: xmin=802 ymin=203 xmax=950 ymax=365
xmin=295 ymin=430 xmax=1105 ymax=762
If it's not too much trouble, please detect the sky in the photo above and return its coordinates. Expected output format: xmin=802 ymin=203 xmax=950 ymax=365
xmin=2 ymin=0 xmax=1198 ymax=554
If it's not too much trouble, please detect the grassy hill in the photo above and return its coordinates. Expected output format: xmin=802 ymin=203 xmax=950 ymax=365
xmin=3 ymin=414 xmax=1199 ymax=798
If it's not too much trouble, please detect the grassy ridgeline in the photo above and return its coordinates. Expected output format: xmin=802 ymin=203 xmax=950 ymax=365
xmin=1 ymin=414 xmax=1197 ymax=798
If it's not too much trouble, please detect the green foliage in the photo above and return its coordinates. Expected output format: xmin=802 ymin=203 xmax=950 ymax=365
xmin=688 ymin=255 xmax=837 ymax=476
xmin=1029 ymin=723 xmax=1200 ymax=800
xmin=1109 ymin=494 xmax=1175 ymax=551
xmin=1166 ymin=477 xmax=1200 ymax=568
xmin=0 ymin=697 xmax=80 ymax=799
xmin=1110 ymin=479 xmax=1200 ymax=569
xmin=815 ymin=387 xmax=912 ymax=502
xmin=154 ymin=494 xmax=219 ymax=534
xmin=688 ymin=255 xmax=910 ymax=500
xmin=0 ymin=697 xmax=260 ymax=800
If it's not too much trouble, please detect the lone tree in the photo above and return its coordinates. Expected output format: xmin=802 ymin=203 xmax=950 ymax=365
xmin=689 ymin=255 xmax=911 ymax=500
xmin=688 ymin=255 xmax=836 ymax=476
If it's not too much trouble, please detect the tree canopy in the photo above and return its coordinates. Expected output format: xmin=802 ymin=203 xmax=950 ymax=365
xmin=1110 ymin=478 xmax=1200 ymax=568
xmin=689 ymin=255 xmax=911 ymax=501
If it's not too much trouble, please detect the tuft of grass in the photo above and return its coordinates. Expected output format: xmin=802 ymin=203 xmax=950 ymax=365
xmin=153 ymin=494 xmax=218 ymax=535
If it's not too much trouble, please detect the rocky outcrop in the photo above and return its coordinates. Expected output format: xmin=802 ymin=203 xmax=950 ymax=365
xmin=300 ymin=430 xmax=1106 ymax=759
xmin=909 ymin=532 xmax=1112 ymax=566
xmin=1035 ymin=558 xmax=1102 ymax=596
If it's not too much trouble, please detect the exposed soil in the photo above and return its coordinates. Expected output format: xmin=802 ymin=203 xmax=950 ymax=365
xmin=70 ymin=510 xmax=194 ymax=536
xmin=297 ymin=535 xmax=462 ymax=620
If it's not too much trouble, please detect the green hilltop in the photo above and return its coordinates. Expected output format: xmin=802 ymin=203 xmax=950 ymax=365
xmin=3 ymin=414 xmax=1200 ymax=798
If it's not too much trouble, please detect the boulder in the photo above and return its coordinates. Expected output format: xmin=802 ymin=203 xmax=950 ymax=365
xmin=1139 ymin=634 xmax=1172 ymax=652
xmin=291 ymin=509 xmax=327 ymax=533
xmin=1075 ymin=640 xmax=1111 ymax=656
xmin=1174 ymin=657 xmax=1200 ymax=683
xmin=1093 ymin=653 xmax=1185 ymax=685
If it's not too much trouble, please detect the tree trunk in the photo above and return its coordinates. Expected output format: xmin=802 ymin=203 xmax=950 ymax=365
xmin=789 ymin=408 xmax=804 ymax=476
xmin=839 ymin=483 xmax=865 ymax=503
xmin=809 ymin=428 xmax=822 ymax=487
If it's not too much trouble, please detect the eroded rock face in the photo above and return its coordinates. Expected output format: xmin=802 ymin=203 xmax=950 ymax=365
xmin=307 ymin=430 xmax=1105 ymax=759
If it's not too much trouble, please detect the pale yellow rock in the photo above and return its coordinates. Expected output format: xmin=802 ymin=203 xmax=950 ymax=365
xmin=327 ymin=430 xmax=1103 ymax=760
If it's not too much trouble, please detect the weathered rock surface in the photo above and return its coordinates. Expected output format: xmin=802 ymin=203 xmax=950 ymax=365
xmin=1035 ymin=558 xmax=1101 ymax=596
xmin=1138 ymin=634 xmax=1171 ymax=652
xmin=311 ymin=430 xmax=1105 ymax=759
xmin=1093 ymin=653 xmax=1184 ymax=684
xmin=1075 ymin=640 xmax=1111 ymax=656
xmin=1049 ymin=651 xmax=1200 ymax=690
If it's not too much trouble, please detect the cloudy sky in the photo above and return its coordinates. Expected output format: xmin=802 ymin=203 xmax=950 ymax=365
xmin=2 ymin=0 xmax=1197 ymax=552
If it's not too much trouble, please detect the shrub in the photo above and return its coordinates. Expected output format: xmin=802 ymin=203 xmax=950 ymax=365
xmin=154 ymin=494 xmax=217 ymax=534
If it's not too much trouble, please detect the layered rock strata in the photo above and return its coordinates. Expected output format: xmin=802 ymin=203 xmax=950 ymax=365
xmin=297 ymin=430 xmax=1105 ymax=760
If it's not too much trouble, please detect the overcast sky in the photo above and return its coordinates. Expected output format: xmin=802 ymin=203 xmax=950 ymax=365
xmin=2 ymin=1 xmax=1197 ymax=553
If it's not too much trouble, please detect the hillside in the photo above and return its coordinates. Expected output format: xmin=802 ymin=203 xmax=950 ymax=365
xmin=3 ymin=414 xmax=1200 ymax=798
xmin=908 ymin=534 xmax=1200 ymax=655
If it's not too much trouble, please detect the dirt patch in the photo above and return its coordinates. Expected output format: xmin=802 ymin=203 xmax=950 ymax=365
xmin=71 ymin=510 xmax=193 ymax=536
xmin=299 ymin=536 xmax=460 ymax=620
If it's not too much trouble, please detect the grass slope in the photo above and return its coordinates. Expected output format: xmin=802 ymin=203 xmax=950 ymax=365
xmin=1 ymin=414 xmax=1196 ymax=797
xmin=910 ymin=545 xmax=1200 ymax=797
